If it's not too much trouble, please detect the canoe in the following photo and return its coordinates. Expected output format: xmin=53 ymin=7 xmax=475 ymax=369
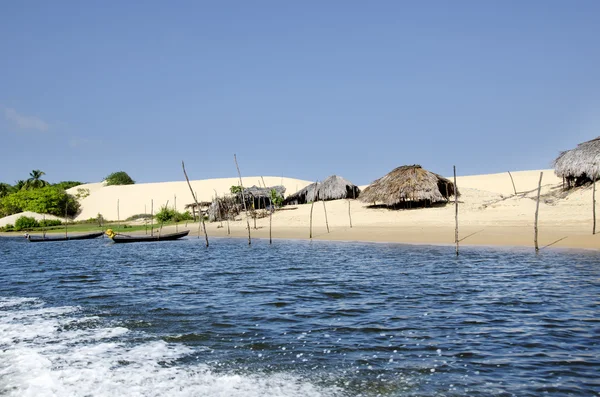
xmin=27 ymin=232 xmax=104 ymax=242
xmin=108 ymin=230 xmax=190 ymax=243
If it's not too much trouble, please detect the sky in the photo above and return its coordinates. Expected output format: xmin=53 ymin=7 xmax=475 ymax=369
xmin=1 ymin=1 xmax=600 ymax=186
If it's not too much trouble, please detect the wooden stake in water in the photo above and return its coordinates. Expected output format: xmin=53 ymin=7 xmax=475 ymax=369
xmin=174 ymin=194 xmax=178 ymax=233
xmin=234 ymin=154 xmax=251 ymax=245
xmin=454 ymin=166 xmax=459 ymax=256
xmin=181 ymin=162 xmax=208 ymax=246
xmin=65 ymin=201 xmax=68 ymax=238
xmin=151 ymin=199 xmax=154 ymax=237
xmin=348 ymin=199 xmax=352 ymax=228
xmin=534 ymin=171 xmax=543 ymax=252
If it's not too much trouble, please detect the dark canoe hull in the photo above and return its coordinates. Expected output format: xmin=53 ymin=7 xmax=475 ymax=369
xmin=28 ymin=232 xmax=104 ymax=242
xmin=110 ymin=230 xmax=190 ymax=243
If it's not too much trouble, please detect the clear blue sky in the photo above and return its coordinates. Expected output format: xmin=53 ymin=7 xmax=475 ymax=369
xmin=2 ymin=1 xmax=599 ymax=186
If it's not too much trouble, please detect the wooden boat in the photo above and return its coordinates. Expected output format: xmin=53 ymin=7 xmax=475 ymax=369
xmin=106 ymin=229 xmax=190 ymax=243
xmin=27 ymin=232 xmax=104 ymax=242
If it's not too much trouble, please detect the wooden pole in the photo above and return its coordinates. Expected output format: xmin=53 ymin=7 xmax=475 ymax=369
xmin=309 ymin=199 xmax=315 ymax=239
xmin=43 ymin=213 xmax=46 ymax=238
xmin=175 ymin=194 xmax=178 ymax=232
xmin=181 ymin=161 xmax=209 ymax=247
xmin=454 ymin=166 xmax=459 ymax=256
xmin=322 ymin=198 xmax=330 ymax=233
xmin=534 ymin=171 xmax=543 ymax=252
xmin=151 ymin=199 xmax=154 ymax=237
xmin=159 ymin=200 xmax=169 ymax=237
xmin=234 ymin=154 xmax=251 ymax=245
xmin=65 ymin=201 xmax=68 ymax=238
xmin=145 ymin=204 xmax=147 ymax=235
xmin=348 ymin=199 xmax=352 ymax=228
xmin=508 ymin=171 xmax=518 ymax=195
xmin=593 ymin=175 xmax=596 ymax=235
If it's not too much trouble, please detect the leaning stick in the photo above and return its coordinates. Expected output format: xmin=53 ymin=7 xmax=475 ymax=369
xmin=261 ymin=176 xmax=273 ymax=244
xmin=234 ymin=154 xmax=251 ymax=245
xmin=534 ymin=171 xmax=543 ymax=252
xmin=508 ymin=171 xmax=517 ymax=195
xmin=182 ymin=161 xmax=209 ymax=247
xmin=322 ymin=198 xmax=330 ymax=233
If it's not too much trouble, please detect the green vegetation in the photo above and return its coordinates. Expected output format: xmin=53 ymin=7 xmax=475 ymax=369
xmin=270 ymin=189 xmax=284 ymax=208
xmin=0 ymin=186 xmax=80 ymax=217
xmin=25 ymin=170 xmax=49 ymax=189
xmin=126 ymin=213 xmax=154 ymax=221
xmin=230 ymin=185 xmax=242 ymax=194
xmin=155 ymin=206 xmax=194 ymax=223
xmin=0 ymin=183 xmax=14 ymax=198
xmin=53 ymin=181 xmax=82 ymax=190
xmin=15 ymin=216 xmax=39 ymax=230
xmin=105 ymin=171 xmax=135 ymax=186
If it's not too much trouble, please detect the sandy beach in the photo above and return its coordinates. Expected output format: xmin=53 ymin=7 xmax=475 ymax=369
xmin=2 ymin=169 xmax=598 ymax=250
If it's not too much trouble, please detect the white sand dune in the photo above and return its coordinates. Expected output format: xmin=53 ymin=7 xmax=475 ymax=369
xmin=68 ymin=177 xmax=313 ymax=222
xmin=3 ymin=169 xmax=598 ymax=249
xmin=0 ymin=212 xmax=64 ymax=228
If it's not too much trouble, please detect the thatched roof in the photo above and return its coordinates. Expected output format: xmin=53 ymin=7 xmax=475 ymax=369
xmin=283 ymin=182 xmax=319 ymax=205
xmin=283 ymin=175 xmax=360 ymax=205
xmin=318 ymin=175 xmax=360 ymax=200
xmin=242 ymin=185 xmax=286 ymax=199
xmin=359 ymin=165 xmax=457 ymax=206
xmin=554 ymin=137 xmax=600 ymax=180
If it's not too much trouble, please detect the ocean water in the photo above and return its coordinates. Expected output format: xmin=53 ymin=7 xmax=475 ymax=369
xmin=0 ymin=236 xmax=599 ymax=397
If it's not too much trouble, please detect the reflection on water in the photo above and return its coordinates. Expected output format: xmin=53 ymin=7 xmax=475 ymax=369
xmin=0 ymin=237 xmax=599 ymax=396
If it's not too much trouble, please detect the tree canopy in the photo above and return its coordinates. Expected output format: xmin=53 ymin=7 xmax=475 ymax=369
xmin=0 ymin=186 xmax=80 ymax=218
xmin=105 ymin=171 xmax=135 ymax=186
xmin=25 ymin=169 xmax=49 ymax=189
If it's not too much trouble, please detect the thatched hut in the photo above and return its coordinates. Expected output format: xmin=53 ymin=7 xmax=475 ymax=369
xmin=553 ymin=137 xmax=600 ymax=188
xmin=283 ymin=182 xmax=319 ymax=205
xmin=184 ymin=201 xmax=212 ymax=220
xmin=283 ymin=175 xmax=360 ymax=205
xmin=359 ymin=165 xmax=458 ymax=208
xmin=241 ymin=185 xmax=285 ymax=209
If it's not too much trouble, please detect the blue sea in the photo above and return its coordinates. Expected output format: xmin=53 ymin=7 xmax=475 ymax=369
xmin=0 ymin=236 xmax=599 ymax=396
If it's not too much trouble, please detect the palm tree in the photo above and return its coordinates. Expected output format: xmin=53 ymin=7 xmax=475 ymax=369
xmin=0 ymin=183 xmax=13 ymax=198
xmin=14 ymin=180 xmax=26 ymax=191
xmin=25 ymin=170 xmax=49 ymax=189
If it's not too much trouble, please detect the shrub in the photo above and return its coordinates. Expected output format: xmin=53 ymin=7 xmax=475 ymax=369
xmin=155 ymin=207 xmax=193 ymax=223
xmin=155 ymin=206 xmax=176 ymax=223
xmin=173 ymin=210 xmax=194 ymax=222
xmin=75 ymin=188 xmax=90 ymax=200
xmin=0 ymin=187 xmax=80 ymax=217
xmin=15 ymin=216 xmax=39 ymax=231
xmin=0 ymin=224 xmax=15 ymax=232
xmin=53 ymin=181 xmax=82 ymax=190
xmin=104 ymin=171 xmax=135 ymax=186
xmin=126 ymin=213 xmax=154 ymax=221
xmin=39 ymin=219 xmax=62 ymax=227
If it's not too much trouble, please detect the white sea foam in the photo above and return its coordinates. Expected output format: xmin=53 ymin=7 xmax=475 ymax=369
xmin=0 ymin=297 xmax=340 ymax=397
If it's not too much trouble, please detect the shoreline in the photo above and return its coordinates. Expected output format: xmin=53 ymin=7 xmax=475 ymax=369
xmin=2 ymin=169 xmax=599 ymax=252
xmin=6 ymin=219 xmax=595 ymax=251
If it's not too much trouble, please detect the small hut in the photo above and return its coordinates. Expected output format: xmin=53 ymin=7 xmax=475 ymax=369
xmin=359 ymin=165 xmax=457 ymax=208
xmin=283 ymin=182 xmax=319 ymax=205
xmin=240 ymin=185 xmax=285 ymax=209
xmin=283 ymin=175 xmax=360 ymax=205
xmin=318 ymin=175 xmax=360 ymax=200
xmin=185 ymin=201 xmax=212 ymax=220
xmin=553 ymin=137 xmax=600 ymax=188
